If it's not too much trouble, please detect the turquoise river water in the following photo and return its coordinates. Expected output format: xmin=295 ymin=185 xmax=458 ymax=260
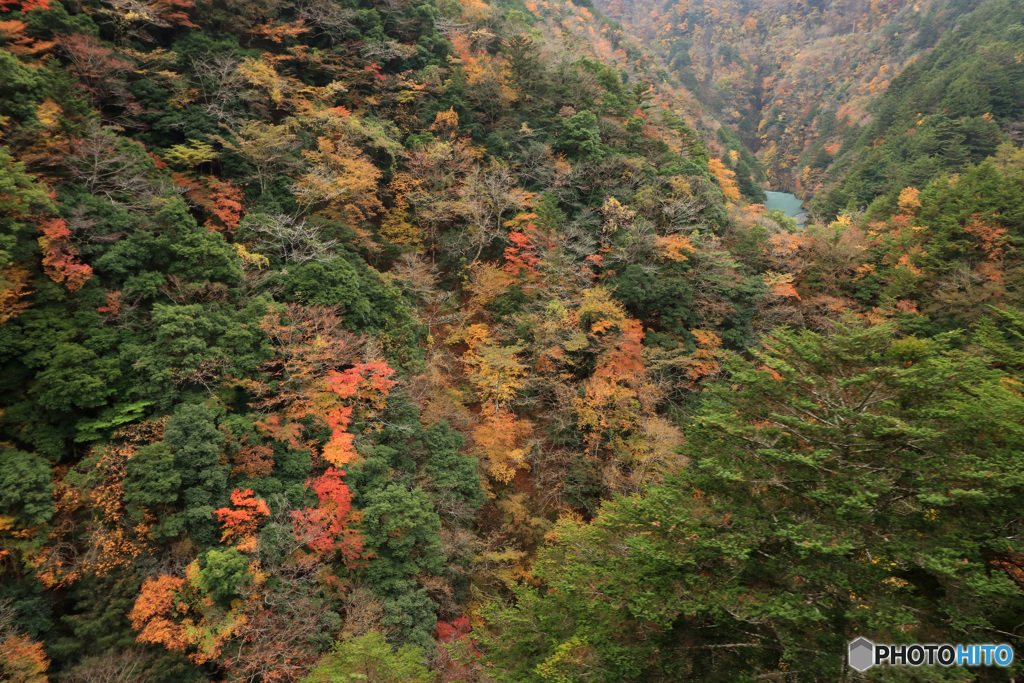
xmin=764 ymin=191 xmax=807 ymax=220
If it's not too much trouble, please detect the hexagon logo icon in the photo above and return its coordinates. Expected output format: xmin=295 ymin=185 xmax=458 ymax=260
xmin=849 ymin=637 xmax=875 ymax=672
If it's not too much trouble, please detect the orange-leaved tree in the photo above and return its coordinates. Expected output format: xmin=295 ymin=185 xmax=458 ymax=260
xmin=290 ymin=466 xmax=363 ymax=564
xmin=132 ymin=482 xmax=343 ymax=680
xmin=245 ymin=304 xmax=396 ymax=467
xmin=214 ymin=488 xmax=270 ymax=551
xmin=37 ymin=218 xmax=92 ymax=291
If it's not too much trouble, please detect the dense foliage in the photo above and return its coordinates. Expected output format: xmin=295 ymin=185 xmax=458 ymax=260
xmin=482 ymin=319 xmax=1024 ymax=680
xmin=1 ymin=0 xmax=1023 ymax=679
xmin=813 ymin=0 xmax=1024 ymax=219
xmin=597 ymin=0 xmax=1024 ymax=210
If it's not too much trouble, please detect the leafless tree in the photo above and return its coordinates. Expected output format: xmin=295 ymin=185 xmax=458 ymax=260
xmin=436 ymin=19 xmax=471 ymax=43
xmin=188 ymin=52 xmax=249 ymax=124
xmin=605 ymin=218 xmax=661 ymax=271
xmin=459 ymin=162 xmax=527 ymax=263
xmin=68 ymin=122 xmax=163 ymax=208
xmin=361 ymin=39 xmax=417 ymax=63
xmin=62 ymin=648 xmax=159 ymax=683
xmin=391 ymin=254 xmax=466 ymax=332
xmin=238 ymin=213 xmax=338 ymax=264
xmin=295 ymin=0 xmax=357 ymax=43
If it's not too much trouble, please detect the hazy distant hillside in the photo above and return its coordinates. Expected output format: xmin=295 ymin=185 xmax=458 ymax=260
xmin=814 ymin=0 xmax=1024 ymax=218
xmin=595 ymin=0 xmax=986 ymax=196
xmin=2 ymin=0 xmax=1024 ymax=679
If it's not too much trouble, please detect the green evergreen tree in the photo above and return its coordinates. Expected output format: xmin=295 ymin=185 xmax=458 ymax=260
xmin=301 ymin=632 xmax=435 ymax=683
xmin=164 ymin=403 xmax=228 ymax=546
xmin=481 ymin=319 xmax=1024 ymax=681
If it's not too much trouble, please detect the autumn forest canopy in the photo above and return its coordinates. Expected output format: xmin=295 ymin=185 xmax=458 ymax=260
xmin=1 ymin=0 xmax=1024 ymax=679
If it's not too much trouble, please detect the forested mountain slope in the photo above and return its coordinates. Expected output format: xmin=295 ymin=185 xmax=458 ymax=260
xmin=813 ymin=0 xmax=1024 ymax=219
xmin=595 ymin=0 xmax=995 ymax=198
xmin=0 ymin=0 xmax=747 ymax=678
xmin=2 ymin=0 xmax=1024 ymax=680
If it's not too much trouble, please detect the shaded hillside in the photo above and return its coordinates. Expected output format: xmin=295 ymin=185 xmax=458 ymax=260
xmin=595 ymin=0 xmax=984 ymax=196
xmin=813 ymin=0 xmax=1024 ymax=219
xmin=3 ymin=0 xmax=1024 ymax=680
xmin=0 ymin=0 xmax=756 ymax=678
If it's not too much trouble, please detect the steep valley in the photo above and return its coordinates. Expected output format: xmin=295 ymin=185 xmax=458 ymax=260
xmin=1 ymin=0 xmax=1024 ymax=680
